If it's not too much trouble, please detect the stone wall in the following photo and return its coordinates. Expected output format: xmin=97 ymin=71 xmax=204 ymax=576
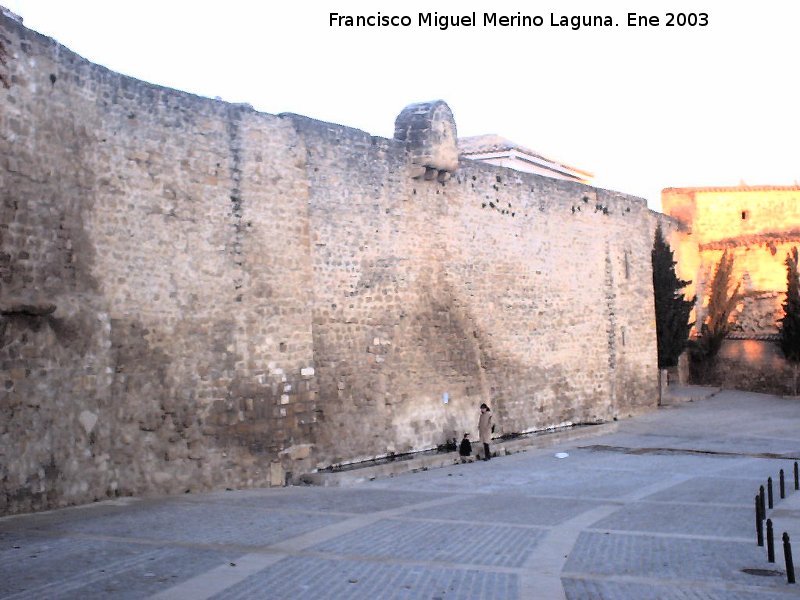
xmin=0 ymin=13 xmax=659 ymax=514
xmin=292 ymin=111 xmax=659 ymax=465
xmin=0 ymin=15 xmax=318 ymax=514
xmin=662 ymin=186 xmax=800 ymax=392
xmin=663 ymin=186 xmax=800 ymax=337
xmin=690 ymin=339 xmax=800 ymax=396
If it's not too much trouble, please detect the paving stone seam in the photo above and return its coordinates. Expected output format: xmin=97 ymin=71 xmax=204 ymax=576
xmin=519 ymin=504 xmax=621 ymax=600
xmin=2 ymin=530 xmax=308 ymax=553
xmin=633 ymin=499 xmax=751 ymax=508
xmin=383 ymin=515 xmax=552 ymax=530
xmin=636 ymin=498 xmax=753 ymax=508
xmin=561 ymin=573 xmax=797 ymax=595
xmin=619 ymin=473 xmax=697 ymax=502
xmin=366 ymin=488 xmax=629 ymax=505
xmin=267 ymin=550 xmax=526 ymax=573
xmin=583 ymin=528 xmax=753 ymax=543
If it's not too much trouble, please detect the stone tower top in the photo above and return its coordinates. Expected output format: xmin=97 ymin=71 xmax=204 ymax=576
xmin=394 ymin=100 xmax=459 ymax=177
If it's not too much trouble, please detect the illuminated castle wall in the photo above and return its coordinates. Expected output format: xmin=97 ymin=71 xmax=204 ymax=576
xmin=662 ymin=185 xmax=800 ymax=391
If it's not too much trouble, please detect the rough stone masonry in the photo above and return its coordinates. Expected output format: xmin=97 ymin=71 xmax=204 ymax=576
xmin=0 ymin=11 xmax=659 ymax=515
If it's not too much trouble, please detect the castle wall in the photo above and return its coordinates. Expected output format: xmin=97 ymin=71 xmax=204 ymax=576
xmin=1 ymin=13 xmax=659 ymax=514
xmin=1 ymin=16 xmax=317 ymax=514
xmin=663 ymin=187 xmax=800 ymax=337
xmin=678 ymin=188 xmax=800 ymax=245
xmin=290 ymin=113 xmax=658 ymax=464
xmin=662 ymin=186 xmax=800 ymax=392
xmin=691 ymin=339 xmax=800 ymax=395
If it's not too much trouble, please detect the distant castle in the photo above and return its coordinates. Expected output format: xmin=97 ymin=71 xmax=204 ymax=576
xmin=662 ymin=185 xmax=800 ymax=391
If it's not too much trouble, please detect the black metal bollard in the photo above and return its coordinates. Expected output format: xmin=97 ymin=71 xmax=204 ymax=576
xmin=756 ymin=493 xmax=763 ymax=521
xmin=760 ymin=485 xmax=767 ymax=517
xmin=795 ymin=461 xmax=799 ymax=491
xmin=767 ymin=519 xmax=775 ymax=562
xmin=784 ymin=532 xmax=796 ymax=584
xmin=781 ymin=469 xmax=786 ymax=499
xmin=768 ymin=477 xmax=774 ymax=510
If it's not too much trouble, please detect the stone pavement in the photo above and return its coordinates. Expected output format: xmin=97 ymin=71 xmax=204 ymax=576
xmin=3 ymin=388 xmax=800 ymax=599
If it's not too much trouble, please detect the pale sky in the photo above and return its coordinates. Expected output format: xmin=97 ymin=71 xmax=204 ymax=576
xmin=4 ymin=0 xmax=800 ymax=211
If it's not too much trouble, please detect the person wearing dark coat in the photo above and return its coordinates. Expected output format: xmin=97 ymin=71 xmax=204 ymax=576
xmin=458 ymin=433 xmax=472 ymax=462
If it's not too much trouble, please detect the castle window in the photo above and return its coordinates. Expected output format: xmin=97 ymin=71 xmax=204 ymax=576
xmin=741 ymin=210 xmax=749 ymax=220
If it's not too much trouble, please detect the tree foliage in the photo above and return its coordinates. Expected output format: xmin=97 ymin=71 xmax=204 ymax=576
xmin=778 ymin=247 xmax=800 ymax=362
xmin=651 ymin=225 xmax=695 ymax=368
xmin=695 ymin=250 xmax=741 ymax=360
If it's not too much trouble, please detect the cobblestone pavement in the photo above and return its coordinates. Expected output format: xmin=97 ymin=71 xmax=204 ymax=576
xmin=3 ymin=389 xmax=800 ymax=599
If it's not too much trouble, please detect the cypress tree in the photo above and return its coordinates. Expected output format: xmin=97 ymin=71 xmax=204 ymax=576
xmin=697 ymin=249 xmax=741 ymax=360
xmin=778 ymin=247 xmax=800 ymax=394
xmin=652 ymin=225 xmax=695 ymax=368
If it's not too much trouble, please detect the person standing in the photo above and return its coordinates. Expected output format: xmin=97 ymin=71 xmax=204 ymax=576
xmin=478 ymin=403 xmax=494 ymax=461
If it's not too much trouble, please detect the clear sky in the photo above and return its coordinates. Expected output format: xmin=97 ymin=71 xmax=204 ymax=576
xmin=4 ymin=0 xmax=799 ymax=211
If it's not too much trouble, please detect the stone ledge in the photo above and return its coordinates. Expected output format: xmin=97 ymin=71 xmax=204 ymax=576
xmin=298 ymin=421 xmax=619 ymax=487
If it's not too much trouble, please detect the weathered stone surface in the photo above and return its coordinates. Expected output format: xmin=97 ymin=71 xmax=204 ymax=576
xmin=0 ymin=14 xmax=658 ymax=515
xmin=394 ymin=100 xmax=459 ymax=173
xmin=78 ymin=410 xmax=98 ymax=435
xmin=0 ymin=15 xmax=317 ymax=514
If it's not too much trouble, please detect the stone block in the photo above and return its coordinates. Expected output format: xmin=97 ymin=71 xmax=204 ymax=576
xmin=269 ymin=461 xmax=284 ymax=487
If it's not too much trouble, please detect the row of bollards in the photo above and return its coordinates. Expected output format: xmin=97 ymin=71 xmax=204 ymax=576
xmin=755 ymin=461 xmax=797 ymax=584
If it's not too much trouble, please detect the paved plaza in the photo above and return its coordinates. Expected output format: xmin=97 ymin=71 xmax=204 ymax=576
xmin=3 ymin=389 xmax=800 ymax=599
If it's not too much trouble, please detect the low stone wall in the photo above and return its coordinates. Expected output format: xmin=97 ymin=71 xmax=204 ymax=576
xmin=690 ymin=339 xmax=800 ymax=396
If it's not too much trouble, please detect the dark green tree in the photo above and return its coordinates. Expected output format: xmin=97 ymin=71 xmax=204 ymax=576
xmin=778 ymin=247 xmax=800 ymax=394
xmin=652 ymin=225 xmax=695 ymax=368
xmin=695 ymin=249 xmax=741 ymax=360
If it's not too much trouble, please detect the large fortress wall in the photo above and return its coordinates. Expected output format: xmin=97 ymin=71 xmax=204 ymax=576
xmin=1 ymin=15 xmax=317 ymax=514
xmin=290 ymin=114 xmax=658 ymax=465
xmin=1 ymin=13 xmax=658 ymax=514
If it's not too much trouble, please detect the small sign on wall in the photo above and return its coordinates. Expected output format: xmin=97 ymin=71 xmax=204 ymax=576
xmin=442 ymin=392 xmax=449 ymax=404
